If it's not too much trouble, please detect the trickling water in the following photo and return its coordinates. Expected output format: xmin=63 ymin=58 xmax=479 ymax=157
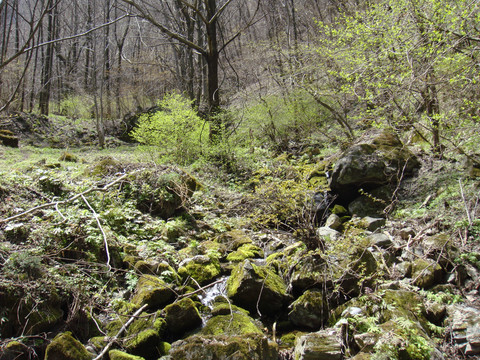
xmin=198 ymin=276 xmax=229 ymax=308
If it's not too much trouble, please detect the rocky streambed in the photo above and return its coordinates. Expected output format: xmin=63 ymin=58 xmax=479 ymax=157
xmin=1 ymin=129 xmax=480 ymax=360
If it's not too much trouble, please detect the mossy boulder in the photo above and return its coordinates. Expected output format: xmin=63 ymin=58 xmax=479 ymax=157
xmin=201 ymin=312 xmax=263 ymax=336
xmin=2 ymin=340 xmax=30 ymax=360
xmin=411 ymin=258 xmax=444 ymax=289
xmin=45 ymin=332 xmax=93 ymax=360
xmin=226 ymin=243 xmax=264 ymax=262
xmin=125 ymin=329 xmax=162 ymax=359
xmin=288 ymin=290 xmax=328 ymax=330
xmin=123 ymin=169 xmax=185 ymax=219
xmin=288 ymin=251 xmax=328 ymax=293
xmin=294 ymin=330 xmax=343 ymax=360
xmin=215 ymin=230 xmax=254 ymax=251
xmin=162 ymin=298 xmax=202 ymax=339
xmin=226 ymin=260 xmax=289 ymax=317
xmin=329 ymin=129 xmax=419 ymax=202
xmin=131 ymin=275 xmax=175 ymax=310
xmin=124 ymin=312 xmax=167 ymax=358
xmin=108 ymin=349 xmax=146 ymax=360
xmin=165 ymin=334 xmax=278 ymax=360
xmin=330 ymin=289 xmax=439 ymax=359
xmin=178 ymin=255 xmax=221 ymax=285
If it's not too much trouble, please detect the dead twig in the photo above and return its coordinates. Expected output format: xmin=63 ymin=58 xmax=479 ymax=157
xmin=81 ymin=194 xmax=111 ymax=271
xmin=93 ymin=303 xmax=148 ymax=360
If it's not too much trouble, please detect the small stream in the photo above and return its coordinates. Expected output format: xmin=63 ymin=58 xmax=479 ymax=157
xmin=197 ymin=276 xmax=229 ymax=308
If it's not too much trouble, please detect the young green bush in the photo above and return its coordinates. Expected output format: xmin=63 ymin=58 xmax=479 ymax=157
xmin=59 ymin=95 xmax=94 ymax=120
xmin=131 ymin=93 xmax=207 ymax=164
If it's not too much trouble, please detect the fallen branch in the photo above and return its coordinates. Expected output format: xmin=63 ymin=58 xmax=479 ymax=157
xmin=93 ymin=303 xmax=148 ymax=360
xmin=0 ymin=172 xmax=134 ymax=224
xmin=81 ymin=194 xmax=111 ymax=271
xmin=178 ymin=278 xmax=225 ymax=300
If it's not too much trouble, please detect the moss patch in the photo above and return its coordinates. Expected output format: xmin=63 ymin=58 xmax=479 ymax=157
xmin=201 ymin=313 xmax=262 ymax=336
xmin=226 ymin=243 xmax=264 ymax=262
xmin=45 ymin=332 xmax=92 ymax=360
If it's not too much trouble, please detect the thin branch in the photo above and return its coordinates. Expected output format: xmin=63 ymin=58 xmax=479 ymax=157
xmin=177 ymin=278 xmax=224 ymax=299
xmin=121 ymin=0 xmax=206 ymax=55
xmin=81 ymin=194 xmax=111 ymax=271
xmin=459 ymin=178 xmax=472 ymax=226
xmin=93 ymin=303 xmax=148 ymax=360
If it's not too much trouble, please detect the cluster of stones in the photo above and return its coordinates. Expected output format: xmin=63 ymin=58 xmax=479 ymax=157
xmin=3 ymin=129 xmax=480 ymax=359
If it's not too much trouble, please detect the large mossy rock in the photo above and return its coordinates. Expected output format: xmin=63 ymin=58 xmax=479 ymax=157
xmin=329 ymin=129 xmax=419 ymax=202
xmin=162 ymin=298 xmax=202 ymax=340
xmin=411 ymin=258 xmax=444 ymax=289
xmin=331 ymin=288 xmax=441 ymax=359
xmin=288 ymin=290 xmax=328 ymax=330
xmin=215 ymin=229 xmax=254 ymax=251
xmin=201 ymin=311 xmax=262 ymax=336
xmin=178 ymin=255 xmax=221 ymax=285
xmin=44 ymin=332 xmax=93 ymax=360
xmin=1 ymin=340 xmax=30 ymax=360
xmin=163 ymin=334 xmax=278 ymax=360
xmin=131 ymin=275 xmax=175 ymax=310
xmin=108 ymin=349 xmax=146 ymax=360
xmin=294 ymin=330 xmax=343 ymax=360
xmin=226 ymin=260 xmax=289 ymax=317
xmin=123 ymin=311 xmax=167 ymax=359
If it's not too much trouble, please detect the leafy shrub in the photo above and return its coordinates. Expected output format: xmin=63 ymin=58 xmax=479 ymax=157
xmin=131 ymin=93 xmax=207 ymax=164
xmin=59 ymin=95 xmax=94 ymax=119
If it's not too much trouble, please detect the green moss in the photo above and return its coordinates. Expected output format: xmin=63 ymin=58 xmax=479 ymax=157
xmin=215 ymin=230 xmax=253 ymax=251
xmin=226 ymin=243 xmax=264 ymax=262
xmin=88 ymin=336 xmax=108 ymax=351
xmin=157 ymin=341 xmax=171 ymax=356
xmin=163 ymin=298 xmax=202 ymax=338
xmin=45 ymin=332 xmax=92 ymax=360
xmin=411 ymin=259 xmax=443 ymax=289
xmin=108 ymin=349 xmax=145 ymax=360
xmin=131 ymin=275 xmax=175 ymax=309
xmin=4 ymin=340 xmax=30 ymax=360
xmin=125 ymin=329 xmax=161 ymax=357
xmin=211 ymin=302 xmax=250 ymax=316
xmin=201 ymin=313 xmax=262 ymax=336
xmin=177 ymin=256 xmax=221 ymax=285
xmin=167 ymin=334 xmax=278 ymax=360
xmin=331 ymin=205 xmax=348 ymax=215
xmin=59 ymin=152 xmax=78 ymax=162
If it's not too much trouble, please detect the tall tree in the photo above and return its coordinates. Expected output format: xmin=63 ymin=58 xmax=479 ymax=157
xmin=38 ymin=0 xmax=58 ymax=115
xmin=121 ymin=0 xmax=260 ymax=139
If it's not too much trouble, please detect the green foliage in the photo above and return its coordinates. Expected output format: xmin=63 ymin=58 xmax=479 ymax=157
xmin=310 ymin=0 xmax=480 ymax=151
xmin=58 ymin=95 xmax=94 ymax=120
xmin=240 ymin=90 xmax=329 ymax=151
xmin=131 ymin=93 xmax=207 ymax=164
xmin=4 ymin=250 xmax=43 ymax=279
xmin=247 ymin=156 xmax=328 ymax=232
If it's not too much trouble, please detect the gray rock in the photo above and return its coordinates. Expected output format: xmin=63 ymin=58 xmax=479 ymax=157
xmin=325 ymin=214 xmax=343 ymax=230
xmin=447 ymin=304 xmax=480 ymax=355
xmin=294 ymin=330 xmax=343 ymax=360
xmin=226 ymin=260 xmax=289 ymax=317
xmin=367 ymin=233 xmax=392 ymax=248
xmin=360 ymin=217 xmax=386 ymax=232
xmin=165 ymin=334 xmax=278 ymax=360
xmin=288 ymin=290 xmax=328 ymax=330
xmin=329 ymin=129 xmax=419 ymax=202
xmin=317 ymin=227 xmax=342 ymax=241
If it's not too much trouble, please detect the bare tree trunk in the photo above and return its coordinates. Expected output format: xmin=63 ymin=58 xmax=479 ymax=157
xmin=39 ymin=0 xmax=57 ymax=115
